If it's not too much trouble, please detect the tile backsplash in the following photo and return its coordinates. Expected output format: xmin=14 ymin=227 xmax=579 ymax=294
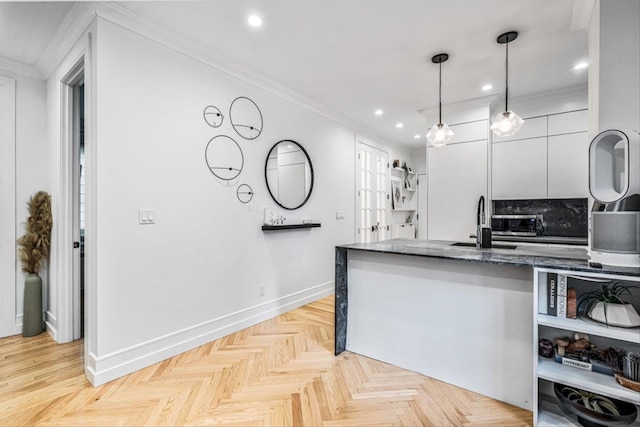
xmin=493 ymin=198 xmax=588 ymax=238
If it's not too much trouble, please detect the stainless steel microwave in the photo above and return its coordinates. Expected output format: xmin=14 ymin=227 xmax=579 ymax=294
xmin=491 ymin=214 xmax=539 ymax=237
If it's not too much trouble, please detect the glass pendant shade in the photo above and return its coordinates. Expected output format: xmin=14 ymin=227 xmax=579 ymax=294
xmin=427 ymin=122 xmax=454 ymax=147
xmin=428 ymin=53 xmax=453 ymax=147
xmin=490 ymin=110 xmax=524 ymax=137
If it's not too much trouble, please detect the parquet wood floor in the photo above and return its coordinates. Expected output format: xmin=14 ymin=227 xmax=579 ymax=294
xmin=0 ymin=295 xmax=532 ymax=426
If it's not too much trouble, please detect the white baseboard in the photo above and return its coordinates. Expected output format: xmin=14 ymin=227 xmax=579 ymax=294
xmin=45 ymin=311 xmax=58 ymax=341
xmin=86 ymin=282 xmax=333 ymax=386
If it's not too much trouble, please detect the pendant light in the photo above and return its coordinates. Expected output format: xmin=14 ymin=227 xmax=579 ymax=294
xmin=427 ymin=53 xmax=454 ymax=147
xmin=490 ymin=31 xmax=524 ymax=137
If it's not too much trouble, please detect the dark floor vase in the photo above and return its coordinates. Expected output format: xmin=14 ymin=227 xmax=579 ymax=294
xmin=23 ymin=274 xmax=44 ymax=337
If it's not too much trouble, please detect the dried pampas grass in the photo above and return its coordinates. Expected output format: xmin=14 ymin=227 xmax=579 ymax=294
xmin=17 ymin=191 xmax=53 ymax=274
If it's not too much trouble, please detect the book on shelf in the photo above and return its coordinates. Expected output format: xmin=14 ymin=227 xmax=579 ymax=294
xmin=548 ymin=273 xmax=557 ymax=316
xmin=557 ymin=274 xmax=567 ymax=318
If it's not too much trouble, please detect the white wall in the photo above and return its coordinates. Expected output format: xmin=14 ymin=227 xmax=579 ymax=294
xmin=81 ymin=17 xmax=397 ymax=384
xmin=0 ymin=69 xmax=48 ymax=335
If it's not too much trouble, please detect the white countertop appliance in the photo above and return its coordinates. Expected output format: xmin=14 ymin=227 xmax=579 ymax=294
xmin=589 ymin=129 xmax=640 ymax=267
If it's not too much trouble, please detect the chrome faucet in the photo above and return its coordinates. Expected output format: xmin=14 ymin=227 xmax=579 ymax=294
xmin=476 ymin=196 xmax=485 ymax=247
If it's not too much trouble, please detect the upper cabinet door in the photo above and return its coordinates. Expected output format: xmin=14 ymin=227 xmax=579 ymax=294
xmin=548 ymin=110 xmax=588 ymax=136
xmin=491 ymin=116 xmax=547 ymax=143
xmin=548 ymin=132 xmax=589 ymax=198
xmin=449 ymin=120 xmax=489 ymax=144
xmin=492 ymin=137 xmax=548 ymax=199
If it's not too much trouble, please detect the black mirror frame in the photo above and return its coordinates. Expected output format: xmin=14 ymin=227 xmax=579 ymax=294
xmin=264 ymin=140 xmax=314 ymax=210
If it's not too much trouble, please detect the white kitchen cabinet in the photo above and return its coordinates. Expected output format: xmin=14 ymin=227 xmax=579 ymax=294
xmin=533 ymin=268 xmax=640 ymax=426
xmin=428 ymin=140 xmax=487 ymax=241
xmin=492 ymin=137 xmax=548 ymax=199
xmin=548 ymin=110 xmax=588 ymax=136
xmin=548 ymin=132 xmax=589 ymax=198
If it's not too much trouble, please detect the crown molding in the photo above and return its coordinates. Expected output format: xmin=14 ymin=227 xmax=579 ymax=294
xmin=0 ymin=56 xmax=42 ymax=80
xmin=35 ymin=3 xmax=97 ymax=79
xmin=570 ymin=0 xmax=595 ymax=31
xmin=37 ymin=1 xmax=399 ymax=148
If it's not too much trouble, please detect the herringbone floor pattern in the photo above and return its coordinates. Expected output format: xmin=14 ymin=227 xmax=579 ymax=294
xmin=0 ymin=295 xmax=532 ymax=426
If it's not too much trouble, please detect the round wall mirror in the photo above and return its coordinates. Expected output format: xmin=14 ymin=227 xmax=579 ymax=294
xmin=265 ymin=140 xmax=314 ymax=210
xmin=230 ymin=96 xmax=263 ymax=140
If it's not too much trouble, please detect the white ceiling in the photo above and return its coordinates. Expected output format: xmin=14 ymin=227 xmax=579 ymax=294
xmin=0 ymin=1 xmax=588 ymax=147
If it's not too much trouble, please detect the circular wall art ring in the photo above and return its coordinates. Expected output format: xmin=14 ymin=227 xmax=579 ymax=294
xmin=203 ymin=105 xmax=224 ymax=128
xmin=205 ymin=135 xmax=244 ymax=181
xmin=236 ymin=184 xmax=254 ymax=204
xmin=230 ymin=96 xmax=263 ymax=140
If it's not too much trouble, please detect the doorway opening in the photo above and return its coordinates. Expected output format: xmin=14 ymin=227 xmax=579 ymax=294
xmin=63 ymin=61 xmax=85 ymax=342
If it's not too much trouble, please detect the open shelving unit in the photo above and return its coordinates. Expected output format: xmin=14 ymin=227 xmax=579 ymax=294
xmin=533 ymin=268 xmax=640 ymax=426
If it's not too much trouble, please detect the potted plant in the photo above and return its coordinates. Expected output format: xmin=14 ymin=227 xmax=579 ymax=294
xmin=578 ymin=281 xmax=640 ymax=328
xmin=16 ymin=191 xmax=52 ymax=337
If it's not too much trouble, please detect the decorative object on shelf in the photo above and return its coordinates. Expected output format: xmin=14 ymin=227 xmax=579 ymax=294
xmin=205 ymin=135 xmax=244 ymax=181
xmin=426 ymin=53 xmax=454 ymax=147
xmin=554 ymin=333 xmax=628 ymax=376
xmin=614 ymin=373 xmax=640 ymax=393
xmin=230 ymin=96 xmax=263 ymax=140
xmin=236 ymin=184 xmax=254 ymax=204
xmin=265 ymin=140 xmax=314 ymax=210
xmin=401 ymin=162 xmax=412 ymax=189
xmin=553 ymin=382 xmax=638 ymax=427
xmin=391 ymin=181 xmax=403 ymax=209
xmin=16 ymin=191 xmax=52 ymax=337
xmin=203 ymin=105 xmax=224 ymax=128
xmin=490 ymin=31 xmax=525 ymax=138
xmin=539 ymin=338 xmax=554 ymax=358
xmin=578 ymin=281 xmax=640 ymax=327
xmin=392 ymin=159 xmax=400 ymax=168
xmin=622 ymin=352 xmax=640 ymax=382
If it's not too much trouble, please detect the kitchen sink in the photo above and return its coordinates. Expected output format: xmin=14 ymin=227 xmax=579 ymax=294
xmin=450 ymin=242 xmax=518 ymax=250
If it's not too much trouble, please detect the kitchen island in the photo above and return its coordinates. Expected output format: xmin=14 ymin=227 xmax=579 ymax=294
xmin=334 ymin=239 xmax=639 ymax=411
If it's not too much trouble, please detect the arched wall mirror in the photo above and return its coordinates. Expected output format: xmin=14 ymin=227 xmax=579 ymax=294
xmin=265 ymin=140 xmax=314 ymax=210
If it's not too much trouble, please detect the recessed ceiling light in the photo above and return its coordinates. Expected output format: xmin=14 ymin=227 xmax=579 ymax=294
xmin=248 ymin=15 xmax=262 ymax=27
xmin=396 ymin=123 xmax=403 ymax=129
xmin=574 ymin=62 xmax=588 ymax=70
xmin=414 ymin=134 xmax=421 ymax=139
xmin=482 ymin=84 xmax=493 ymax=91
xmin=374 ymin=109 xmax=383 ymax=116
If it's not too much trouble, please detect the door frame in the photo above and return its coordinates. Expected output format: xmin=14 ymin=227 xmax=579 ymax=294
xmin=60 ymin=58 xmax=84 ymax=343
xmin=0 ymin=76 xmax=17 ymax=337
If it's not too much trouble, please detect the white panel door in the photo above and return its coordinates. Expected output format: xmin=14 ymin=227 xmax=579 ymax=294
xmin=356 ymin=144 xmax=388 ymax=243
xmin=428 ymin=140 xmax=487 ymax=242
xmin=492 ymin=137 xmax=548 ymax=199
xmin=548 ymin=132 xmax=589 ymax=198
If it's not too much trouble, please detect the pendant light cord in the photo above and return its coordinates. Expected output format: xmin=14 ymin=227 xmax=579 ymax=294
xmin=439 ymin=61 xmax=442 ymax=124
xmin=505 ymin=41 xmax=509 ymax=112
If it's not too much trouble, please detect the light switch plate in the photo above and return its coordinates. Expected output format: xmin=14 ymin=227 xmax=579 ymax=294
xmin=139 ymin=209 xmax=155 ymax=224
xmin=336 ymin=211 xmax=345 ymax=220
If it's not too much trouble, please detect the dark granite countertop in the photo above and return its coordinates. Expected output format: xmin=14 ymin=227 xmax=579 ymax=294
xmin=337 ymin=239 xmax=640 ymax=277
